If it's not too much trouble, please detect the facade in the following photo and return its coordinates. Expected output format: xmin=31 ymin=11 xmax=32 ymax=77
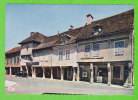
xmin=5 ymin=46 xmax=21 ymax=75
xmin=5 ymin=9 xmax=134 ymax=88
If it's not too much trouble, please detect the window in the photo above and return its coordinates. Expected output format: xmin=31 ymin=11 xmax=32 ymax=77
xmin=7 ymin=58 xmax=9 ymax=64
xmin=85 ymin=45 xmax=90 ymax=52
xmin=66 ymin=50 xmax=70 ymax=60
xmin=94 ymin=27 xmax=99 ymax=35
xmin=14 ymin=57 xmax=16 ymax=64
xmin=85 ymin=44 xmax=90 ymax=57
xmin=115 ymin=41 xmax=124 ymax=56
xmin=59 ymin=50 xmax=63 ymax=60
xmin=10 ymin=58 xmax=12 ymax=64
xmin=113 ymin=67 xmax=120 ymax=78
xmin=93 ymin=43 xmax=99 ymax=57
xmin=17 ymin=56 xmax=19 ymax=63
xmin=93 ymin=26 xmax=102 ymax=35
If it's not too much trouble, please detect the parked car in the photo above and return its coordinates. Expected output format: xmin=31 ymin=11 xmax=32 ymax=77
xmin=15 ymin=71 xmax=27 ymax=77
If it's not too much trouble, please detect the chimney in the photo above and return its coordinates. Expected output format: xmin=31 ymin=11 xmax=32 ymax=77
xmin=70 ymin=25 xmax=73 ymax=30
xmin=30 ymin=32 xmax=35 ymax=36
xmin=57 ymin=31 xmax=60 ymax=36
xmin=86 ymin=13 xmax=93 ymax=25
xmin=69 ymin=25 xmax=74 ymax=31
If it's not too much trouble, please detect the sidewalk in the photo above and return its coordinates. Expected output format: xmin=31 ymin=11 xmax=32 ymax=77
xmin=29 ymin=76 xmax=133 ymax=89
xmin=5 ymin=80 xmax=16 ymax=88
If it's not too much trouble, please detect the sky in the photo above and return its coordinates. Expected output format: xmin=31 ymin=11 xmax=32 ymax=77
xmin=6 ymin=4 xmax=134 ymax=51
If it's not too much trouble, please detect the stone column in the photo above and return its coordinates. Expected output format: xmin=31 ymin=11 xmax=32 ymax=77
xmin=95 ymin=66 xmax=98 ymax=81
xmin=72 ymin=67 xmax=76 ymax=81
xmin=20 ymin=66 xmax=23 ymax=71
xmin=77 ymin=63 xmax=80 ymax=81
xmin=107 ymin=63 xmax=111 ymax=86
xmin=9 ymin=67 xmax=12 ymax=75
xmin=60 ymin=67 xmax=64 ymax=81
xmin=32 ymin=67 xmax=36 ymax=78
xmin=90 ymin=63 xmax=94 ymax=84
xmin=50 ymin=67 xmax=53 ymax=80
xmin=128 ymin=62 xmax=132 ymax=88
xmin=111 ymin=65 xmax=113 ymax=79
xmin=120 ymin=65 xmax=124 ymax=80
xmin=26 ymin=66 xmax=28 ymax=76
xmin=31 ymin=67 xmax=34 ymax=77
xmin=42 ymin=67 xmax=45 ymax=79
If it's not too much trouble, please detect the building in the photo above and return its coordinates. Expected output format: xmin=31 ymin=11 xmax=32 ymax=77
xmin=5 ymin=9 xmax=134 ymax=88
xmin=5 ymin=46 xmax=21 ymax=75
xmin=76 ymin=9 xmax=134 ymax=87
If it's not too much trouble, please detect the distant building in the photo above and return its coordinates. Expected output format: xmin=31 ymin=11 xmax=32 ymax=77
xmin=5 ymin=46 xmax=21 ymax=75
xmin=5 ymin=9 xmax=134 ymax=88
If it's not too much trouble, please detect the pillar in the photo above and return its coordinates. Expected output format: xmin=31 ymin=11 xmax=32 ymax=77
xmin=77 ymin=63 xmax=80 ymax=81
xmin=26 ymin=66 xmax=28 ymax=76
xmin=60 ymin=67 xmax=64 ymax=80
xmin=50 ymin=67 xmax=53 ymax=80
xmin=20 ymin=66 xmax=23 ymax=71
xmin=95 ymin=66 xmax=98 ymax=81
xmin=72 ymin=67 xmax=76 ymax=81
xmin=32 ymin=67 xmax=36 ymax=78
xmin=120 ymin=65 xmax=124 ymax=80
xmin=128 ymin=62 xmax=132 ymax=88
xmin=90 ymin=63 xmax=94 ymax=84
xmin=9 ymin=67 xmax=12 ymax=75
xmin=31 ymin=67 xmax=34 ymax=77
xmin=42 ymin=67 xmax=45 ymax=79
xmin=107 ymin=63 xmax=111 ymax=86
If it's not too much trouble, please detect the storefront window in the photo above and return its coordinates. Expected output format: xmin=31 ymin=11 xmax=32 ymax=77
xmin=113 ymin=67 xmax=120 ymax=78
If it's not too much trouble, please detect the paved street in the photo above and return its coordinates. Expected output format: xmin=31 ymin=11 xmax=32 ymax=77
xmin=5 ymin=75 xmax=133 ymax=95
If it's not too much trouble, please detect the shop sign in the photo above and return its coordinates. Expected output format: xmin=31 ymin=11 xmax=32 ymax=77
xmin=26 ymin=62 xmax=39 ymax=66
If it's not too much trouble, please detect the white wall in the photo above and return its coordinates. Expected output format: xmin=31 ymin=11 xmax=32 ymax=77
xmin=52 ymin=44 xmax=77 ymax=67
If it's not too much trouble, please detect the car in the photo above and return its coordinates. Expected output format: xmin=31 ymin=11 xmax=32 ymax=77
xmin=15 ymin=71 xmax=27 ymax=77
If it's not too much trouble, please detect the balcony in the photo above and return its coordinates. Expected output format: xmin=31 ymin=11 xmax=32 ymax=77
xmin=79 ymin=57 xmax=104 ymax=62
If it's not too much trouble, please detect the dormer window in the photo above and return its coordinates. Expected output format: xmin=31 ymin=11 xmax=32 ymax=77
xmin=61 ymin=40 xmax=67 ymax=45
xmin=93 ymin=24 xmax=102 ymax=35
xmin=60 ymin=34 xmax=71 ymax=45
xmin=94 ymin=27 xmax=99 ymax=35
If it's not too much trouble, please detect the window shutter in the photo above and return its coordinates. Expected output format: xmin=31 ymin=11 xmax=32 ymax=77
xmin=93 ymin=44 xmax=99 ymax=57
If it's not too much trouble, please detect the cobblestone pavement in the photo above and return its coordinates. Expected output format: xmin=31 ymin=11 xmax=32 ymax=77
xmin=5 ymin=75 xmax=133 ymax=95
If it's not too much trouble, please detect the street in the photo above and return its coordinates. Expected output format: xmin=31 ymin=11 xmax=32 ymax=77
xmin=5 ymin=75 xmax=133 ymax=95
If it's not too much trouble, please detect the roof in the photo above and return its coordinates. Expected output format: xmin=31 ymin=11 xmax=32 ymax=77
xmin=33 ymin=27 xmax=83 ymax=50
xmin=33 ymin=35 xmax=59 ymax=50
xmin=24 ymin=9 xmax=134 ymax=51
xmin=77 ymin=9 xmax=134 ymax=40
xmin=6 ymin=46 xmax=21 ymax=54
xmin=19 ymin=32 xmax=47 ymax=44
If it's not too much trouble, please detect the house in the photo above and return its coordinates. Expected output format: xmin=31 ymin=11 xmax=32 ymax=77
xmin=5 ymin=9 xmax=134 ymax=88
xmin=5 ymin=46 xmax=21 ymax=75
xmin=18 ymin=32 xmax=46 ymax=76
xmin=76 ymin=9 xmax=134 ymax=87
